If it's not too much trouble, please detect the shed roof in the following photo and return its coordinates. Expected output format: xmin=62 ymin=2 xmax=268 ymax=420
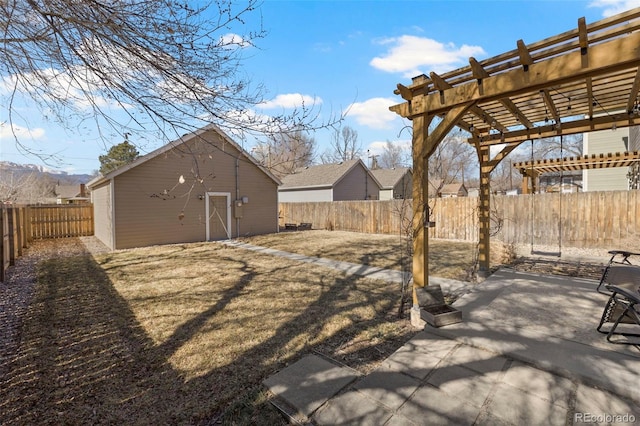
xmin=369 ymin=168 xmax=412 ymax=189
xmin=88 ymin=124 xmax=280 ymax=188
xmin=279 ymin=159 xmax=381 ymax=190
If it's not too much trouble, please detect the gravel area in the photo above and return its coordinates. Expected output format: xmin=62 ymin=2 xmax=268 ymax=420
xmin=0 ymin=237 xmax=109 ymax=378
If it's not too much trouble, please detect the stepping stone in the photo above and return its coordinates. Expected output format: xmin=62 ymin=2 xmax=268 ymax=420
xmin=263 ymin=354 xmax=360 ymax=418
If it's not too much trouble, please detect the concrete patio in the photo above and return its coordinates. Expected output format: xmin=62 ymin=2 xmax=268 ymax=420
xmin=263 ymin=267 xmax=640 ymax=425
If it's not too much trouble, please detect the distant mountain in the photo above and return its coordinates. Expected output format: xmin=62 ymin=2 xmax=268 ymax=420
xmin=1 ymin=161 xmax=97 ymax=204
xmin=0 ymin=161 xmax=95 ymax=185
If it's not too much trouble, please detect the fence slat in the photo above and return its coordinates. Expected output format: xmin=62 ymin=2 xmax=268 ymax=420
xmin=280 ymin=189 xmax=640 ymax=249
xmin=27 ymin=204 xmax=94 ymax=240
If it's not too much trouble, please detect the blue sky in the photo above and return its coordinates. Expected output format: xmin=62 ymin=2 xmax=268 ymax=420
xmin=1 ymin=0 xmax=639 ymax=174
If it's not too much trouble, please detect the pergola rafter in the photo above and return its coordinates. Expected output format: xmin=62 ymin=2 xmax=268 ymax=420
xmin=389 ymin=7 xmax=640 ymax=315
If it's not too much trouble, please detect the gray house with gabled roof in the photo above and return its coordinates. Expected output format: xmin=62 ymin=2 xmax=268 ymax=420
xmin=370 ymin=168 xmax=412 ymax=200
xmin=279 ymin=159 xmax=382 ymax=202
xmin=88 ymin=124 xmax=280 ymax=250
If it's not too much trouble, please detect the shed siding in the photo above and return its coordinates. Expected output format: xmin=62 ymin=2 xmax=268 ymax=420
xmin=111 ymin=130 xmax=277 ymax=249
xmin=92 ymin=181 xmax=114 ymax=249
xmin=334 ymin=165 xmax=379 ymax=200
xmin=583 ymin=128 xmax=630 ymax=191
xmin=278 ymin=188 xmax=333 ymax=202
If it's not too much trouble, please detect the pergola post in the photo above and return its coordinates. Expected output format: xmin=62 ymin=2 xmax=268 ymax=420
xmin=478 ymin=146 xmax=492 ymax=275
xmin=411 ymin=114 xmax=431 ymax=300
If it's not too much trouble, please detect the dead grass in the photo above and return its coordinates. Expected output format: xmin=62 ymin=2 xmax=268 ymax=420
xmin=242 ymin=230 xmax=508 ymax=281
xmin=1 ymin=231 xmax=609 ymax=425
xmin=1 ymin=239 xmax=415 ymax=425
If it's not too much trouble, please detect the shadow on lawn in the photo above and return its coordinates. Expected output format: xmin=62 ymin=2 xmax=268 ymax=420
xmin=4 ymin=241 xmax=635 ymax=425
xmin=0 ymin=244 xmax=414 ymax=425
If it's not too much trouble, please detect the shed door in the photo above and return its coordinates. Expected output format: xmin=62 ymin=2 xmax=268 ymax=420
xmin=207 ymin=194 xmax=230 ymax=240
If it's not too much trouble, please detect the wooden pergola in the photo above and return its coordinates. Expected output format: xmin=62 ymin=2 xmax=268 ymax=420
xmin=514 ymin=151 xmax=640 ymax=194
xmin=389 ymin=8 xmax=640 ymax=310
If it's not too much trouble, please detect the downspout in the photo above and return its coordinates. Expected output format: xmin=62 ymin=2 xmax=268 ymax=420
xmin=235 ymin=155 xmax=240 ymax=238
xmin=110 ymin=177 xmax=116 ymax=250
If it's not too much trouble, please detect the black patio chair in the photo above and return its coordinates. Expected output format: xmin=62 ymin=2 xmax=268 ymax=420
xmin=596 ymin=250 xmax=640 ymax=294
xmin=598 ymin=285 xmax=640 ymax=345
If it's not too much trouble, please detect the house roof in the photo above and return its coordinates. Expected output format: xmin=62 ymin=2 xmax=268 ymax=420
xmin=87 ymin=124 xmax=281 ymax=188
xmin=429 ymin=180 xmax=466 ymax=195
xmin=55 ymin=184 xmax=84 ymax=199
xmin=369 ymin=168 xmax=411 ymax=190
xmin=279 ymin=159 xmax=382 ymax=190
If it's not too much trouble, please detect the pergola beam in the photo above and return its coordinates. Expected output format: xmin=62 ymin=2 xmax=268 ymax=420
xmin=471 ymin=113 xmax=640 ymax=146
xmin=626 ymin=68 xmax=640 ymax=113
xmin=390 ymin=30 xmax=640 ymax=119
xmin=514 ymin=151 xmax=640 ymax=173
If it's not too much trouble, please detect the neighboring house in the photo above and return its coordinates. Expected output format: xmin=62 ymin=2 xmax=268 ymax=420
xmin=540 ymin=170 xmax=583 ymax=193
xmin=278 ymin=159 xmax=382 ymax=202
xmin=428 ymin=180 xmax=468 ymax=198
xmin=55 ymin=183 xmax=90 ymax=204
xmin=370 ymin=168 xmax=412 ymax=200
xmin=87 ymin=124 xmax=280 ymax=250
xmin=583 ymin=125 xmax=639 ymax=191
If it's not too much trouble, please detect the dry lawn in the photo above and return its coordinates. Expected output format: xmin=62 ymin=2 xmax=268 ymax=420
xmin=1 ymin=238 xmax=416 ymax=425
xmin=243 ymin=229 xmax=509 ymax=280
xmin=1 ymin=231 xmax=606 ymax=425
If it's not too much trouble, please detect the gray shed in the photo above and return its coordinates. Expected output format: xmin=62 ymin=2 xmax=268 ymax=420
xmin=88 ymin=124 xmax=281 ymax=250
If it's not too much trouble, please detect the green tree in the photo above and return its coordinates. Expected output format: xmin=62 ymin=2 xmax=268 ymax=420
xmin=99 ymin=141 xmax=139 ymax=175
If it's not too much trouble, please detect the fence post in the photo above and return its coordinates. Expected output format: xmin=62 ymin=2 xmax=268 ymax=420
xmin=7 ymin=208 xmax=18 ymax=266
xmin=1 ymin=209 xmax=9 ymax=282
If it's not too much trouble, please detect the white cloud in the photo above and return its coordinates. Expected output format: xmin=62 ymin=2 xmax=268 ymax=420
xmin=220 ymin=33 xmax=251 ymax=48
xmin=589 ymin=0 xmax=640 ymax=16
xmin=347 ymin=97 xmax=400 ymax=130
xmin=370 ymin=35 xmax=485 ymax=77
xmin=0 ymin=122 xmax=45 ymax=140
xmin=1 ymin=67 xmax=132 ymax=112
xmin=259 ymin=93 xmax=322 ymax=109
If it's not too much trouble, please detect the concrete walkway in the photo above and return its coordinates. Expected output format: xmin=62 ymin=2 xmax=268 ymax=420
xmin=222 ymin=241 xmax=640 ymax=425
xmin=220 ymin=240 xmax=470 ymax=298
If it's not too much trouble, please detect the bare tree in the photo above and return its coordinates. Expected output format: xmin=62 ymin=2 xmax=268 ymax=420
xmin=378 ymin=140 xmax=409 ymax=169
xmin=252 ymin=130 xmax=315 ymax=178
xmin=0 ymin=170 xmax=55 ymax=204
xmin=429 ymin=133 xmax=475 ymax=184
xmin=536 ymin=134 xmax=583 ymax=158
xmin=1 ymin=0 xmax=334 ymax=160
xmin=320 ymin=125 xmax=361 ymax=164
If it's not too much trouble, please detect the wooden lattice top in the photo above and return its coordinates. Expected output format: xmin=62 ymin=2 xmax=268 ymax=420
xmin=391 ymin=8 xmax=640 ymax=148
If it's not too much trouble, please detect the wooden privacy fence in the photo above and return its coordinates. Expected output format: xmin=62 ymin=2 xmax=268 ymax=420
xmin=279 ymin=189 xmax=640 ymax=249
xmin=28 ymin=204 xmax=94 ymax=239
xmin=1 ymin=204 xmax=94 ymax=282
